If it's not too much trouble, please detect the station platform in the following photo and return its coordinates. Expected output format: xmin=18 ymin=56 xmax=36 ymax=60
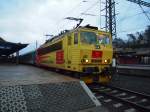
xmin=0 ymin=64 xmax=108 ymax=112
xmin=117 ymin=64 xmax=150 ymax=70
xmin=0 ymin=63 xmax=78 ymax=86
xmin=116 ymin=64 xmax=150 ymax=76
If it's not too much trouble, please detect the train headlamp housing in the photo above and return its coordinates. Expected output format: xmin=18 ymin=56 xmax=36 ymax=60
xmin=81 ymin=59 xmax=89 ymax=63
xmin=85 ymin=59 xmax=89 ymax=63
xmin=104 ymin=59 xmax=110 ymax=64
xmin=104 ymin=59 xmax=107 ymax=63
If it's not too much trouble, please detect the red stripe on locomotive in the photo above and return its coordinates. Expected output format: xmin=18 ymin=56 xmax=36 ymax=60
xmin=92 ymin=51 xmax=103 ymax=58
xmin=56 ymin=50 xmax=64 ymax=64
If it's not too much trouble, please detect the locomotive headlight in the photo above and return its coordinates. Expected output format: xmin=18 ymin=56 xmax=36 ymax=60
xmin=81 ymin=59 xmax=89 ymax=63
xmin=104 ymin=59 xmax=107 ymax=63
xmin=104 ymin=59 xmax=110 ymax=63
xmin=85 ymin=59 xmax=89 ymax=63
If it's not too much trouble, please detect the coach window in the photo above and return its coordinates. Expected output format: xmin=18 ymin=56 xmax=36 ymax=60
xmin=74 ymin=32 xmax=78 ymax=44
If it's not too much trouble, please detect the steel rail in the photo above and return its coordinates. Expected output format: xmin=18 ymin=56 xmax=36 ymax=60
xmin=94 ymin=91 xmax=150 ymax=112
xmin=88 ymin=83 xmax=150 ymax=112
xmin=104 ymin=84 xmax=150 ymax=99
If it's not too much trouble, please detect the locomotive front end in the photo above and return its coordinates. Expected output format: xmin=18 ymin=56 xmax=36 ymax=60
xmin=79 ymin=29 xmax=113 ymax=83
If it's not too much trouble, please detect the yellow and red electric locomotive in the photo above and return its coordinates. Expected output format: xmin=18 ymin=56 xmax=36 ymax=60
xmin=36 ymin=25 xmax=113 ymax=83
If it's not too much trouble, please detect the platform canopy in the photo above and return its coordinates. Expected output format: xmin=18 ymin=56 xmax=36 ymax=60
xmin=0 ymin=37 xmax=28 ymax=56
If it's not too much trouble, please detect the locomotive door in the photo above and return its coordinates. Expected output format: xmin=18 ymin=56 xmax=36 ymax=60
xmin=67 ymin=34 xmax=72 ymax=66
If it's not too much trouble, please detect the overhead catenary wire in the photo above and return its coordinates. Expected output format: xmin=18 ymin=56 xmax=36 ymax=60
xmin=116 ymin=1 xmax=136 ymax=22
xmin=100 ymin=0 xmax=102 ymax=28
xmin=77 ymin=0 xmax=101 ymax=29
xmin=118 ymin=27 xmax=148 ymax=34
xmin=59 ymin=0 xmax=149 ymax=37
xmin=51 ymin=1 xmax=85 ymax=34
xmin=117 ymin=10 xmax=150 ymax=22
xmin=53 ymin=0 xmax=100 ymax=33
xmin=50 ymin=0 xmax=149 ymax=40
xmin=116 ymin=1 xmax=150 ymax=38
xmin=139 ymin=5 xmax=150 ymax=22
xmin=80 ymin=0 xmax=99 ymax=16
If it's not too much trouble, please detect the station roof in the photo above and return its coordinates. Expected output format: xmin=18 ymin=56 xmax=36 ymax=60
xmin=0 ymin=37 xmax=28 ymax=56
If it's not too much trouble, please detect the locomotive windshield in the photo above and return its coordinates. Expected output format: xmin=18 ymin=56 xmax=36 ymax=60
xmin=80 ymin=31 xmax=97 ymax=44
xmin=80 ymin=31 xmax=110 ymax=45
xmin=97 ymin=34 xmax=110 ymax=45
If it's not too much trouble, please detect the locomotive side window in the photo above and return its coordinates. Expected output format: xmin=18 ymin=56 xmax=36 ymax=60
xmin=74 ymin=33 xmax=78 ymax=44
xmin=38 ymin=41 xmax=62 ymax=55
xmin=68 ymin=35 xmax=72 ymax=45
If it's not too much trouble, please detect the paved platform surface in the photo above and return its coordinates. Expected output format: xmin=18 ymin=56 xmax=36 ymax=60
xmin=0 ymin=64 xmax=77 ymax=86
xmin=0 ymin=64 xmax=108 ymax=112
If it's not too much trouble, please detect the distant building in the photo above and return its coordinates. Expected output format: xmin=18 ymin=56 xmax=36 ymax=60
xmin=114 ymin=48 xmax=150 ymax=65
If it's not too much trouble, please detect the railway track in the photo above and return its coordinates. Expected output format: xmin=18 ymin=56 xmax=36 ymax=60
xmin=88 ymin=83 xmax=150 ymax=112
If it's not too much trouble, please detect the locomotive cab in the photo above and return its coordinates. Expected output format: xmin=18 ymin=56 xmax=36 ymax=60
xmin=66 ymin=27 xmax=113 ymax=83
xmin=67 ymin=29 xmax=112 ymax=70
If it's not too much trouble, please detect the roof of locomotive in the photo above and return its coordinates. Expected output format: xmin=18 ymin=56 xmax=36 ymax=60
xmin=39 ymin=25 xmax=110 ymax=49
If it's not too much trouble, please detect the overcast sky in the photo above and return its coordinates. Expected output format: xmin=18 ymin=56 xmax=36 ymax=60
xmin=0 ymin=0 xmax=149 ymax=54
